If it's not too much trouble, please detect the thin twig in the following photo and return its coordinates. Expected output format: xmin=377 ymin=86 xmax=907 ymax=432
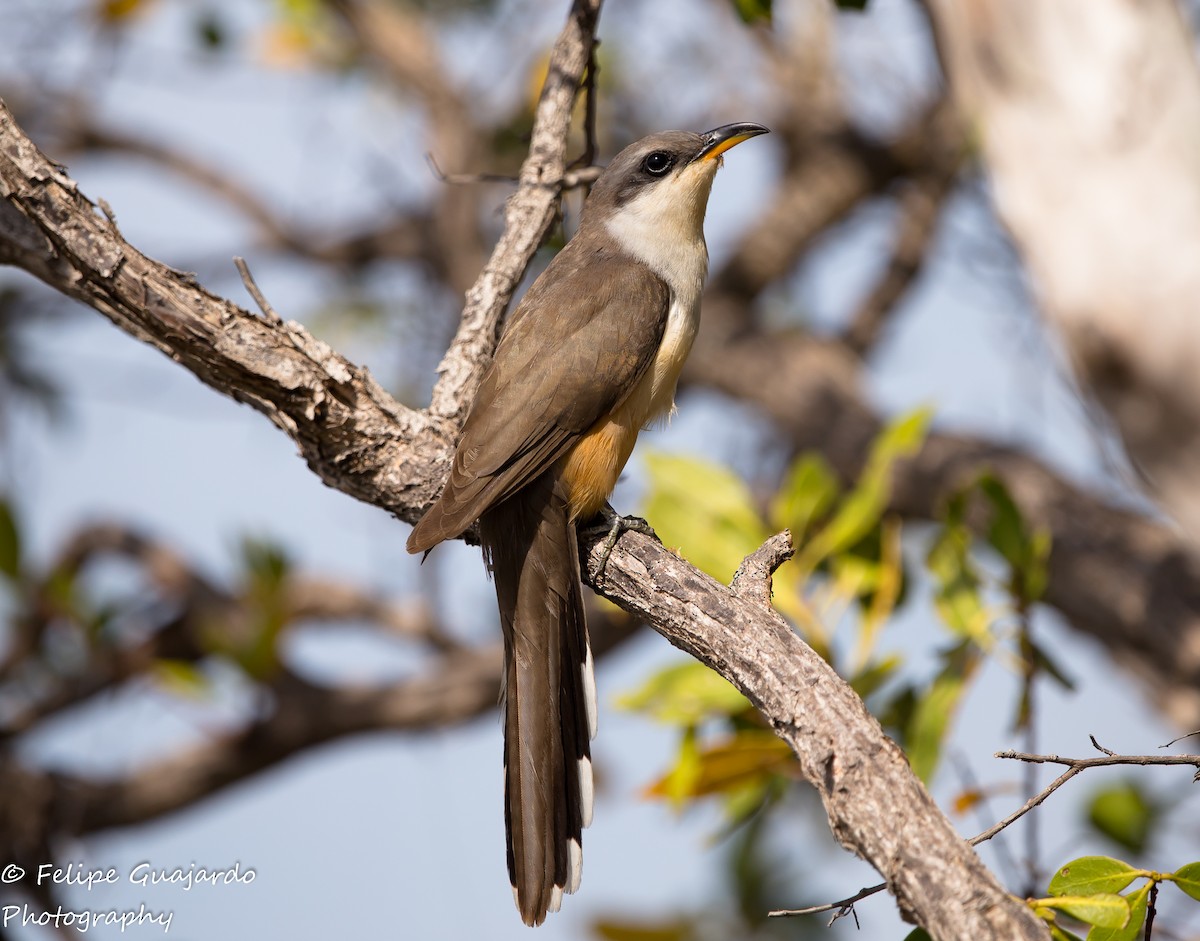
xmin=950 ymin=753 xmax=1021 ymax=886
xmin=234 ymin=257 xmax=283 ymax=325
xmin=425 ymin=153 xmax=520 ymax=186
xmin=426 ymin=153 xmax=603 ymax=191
xmin=974 ymin=749 xmax=1200 ymax=844
xmin=996 ymin=751 xmax=1200 ymax=770
xmin=569 ymin=39 xmax=600 ymax=171
xmin=1090 ymin=734 xmax=1117 ymax=756
xmin=774 ymin=746 xmax=1200 ymax=920
xmin=969 ymin=765 xmax=1082 ymax=846
xmin=1145 ymin=879 xmax=1158 ymax=940
xmin=768 ymin=882 xmax=887 ymax=918
xmin=1015 ymin=599 xmax=1040 ymax=895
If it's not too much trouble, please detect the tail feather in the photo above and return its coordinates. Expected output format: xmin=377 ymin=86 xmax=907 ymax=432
xmin=480 ymin=471 xmax=594 ymax=927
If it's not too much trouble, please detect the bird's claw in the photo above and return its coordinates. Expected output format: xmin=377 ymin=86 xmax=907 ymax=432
xmin=582 ymin=507 xmax=657 ymax=586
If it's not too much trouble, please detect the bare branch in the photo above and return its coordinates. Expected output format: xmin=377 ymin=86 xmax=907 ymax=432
xmin=970 ymin=747 xmax=1200 ymax=846
xmin=995 ymin=749 xmax=1200 ymax=772
xmin=426 ymin=0 xmax=604 ymax=423
xmin=0 ymin=98 xmax=450 ymax=520
xmin=233 ymin=256 xmax=283 ymax=325
xmin=769 ymin=882 xmax=887 ymax=919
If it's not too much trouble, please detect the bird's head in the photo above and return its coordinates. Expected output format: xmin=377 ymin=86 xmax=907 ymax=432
xmin=583 ymin=123 xmax=768 ymax=285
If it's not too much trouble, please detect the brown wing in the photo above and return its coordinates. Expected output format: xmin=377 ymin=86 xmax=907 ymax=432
xmin=407 ymin=236 xmax=670 ymax=552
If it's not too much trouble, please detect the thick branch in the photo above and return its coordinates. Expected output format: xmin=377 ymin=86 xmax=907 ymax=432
xmin=579 ymin=529 xmax=1047 ymax=940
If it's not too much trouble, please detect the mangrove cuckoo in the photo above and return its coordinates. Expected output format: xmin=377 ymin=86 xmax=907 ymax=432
xmin=407 ymin=122 xmax=769 ymax=926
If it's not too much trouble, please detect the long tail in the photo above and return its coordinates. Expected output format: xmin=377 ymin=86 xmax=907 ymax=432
xmin=478 ymin=471 xmax=596 ymax=927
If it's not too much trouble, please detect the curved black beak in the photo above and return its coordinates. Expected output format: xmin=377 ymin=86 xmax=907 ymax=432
xmin=695 ymin=122 xmax=770 ymax=162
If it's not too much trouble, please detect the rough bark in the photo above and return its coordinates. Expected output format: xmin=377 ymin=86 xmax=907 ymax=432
xmin=583 ymin=529 xmax=1047 ymax=940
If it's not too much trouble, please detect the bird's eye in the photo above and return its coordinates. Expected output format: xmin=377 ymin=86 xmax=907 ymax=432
xmin=641 ymin=151 xmax=674 ymax=176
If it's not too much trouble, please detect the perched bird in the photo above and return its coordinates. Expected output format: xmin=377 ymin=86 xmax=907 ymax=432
xmin=407 ymin=123 xmax=769 ymax=925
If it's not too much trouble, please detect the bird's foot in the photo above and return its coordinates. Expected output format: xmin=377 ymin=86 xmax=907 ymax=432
xmin=581 ymin=506 xmax=657 ymax=586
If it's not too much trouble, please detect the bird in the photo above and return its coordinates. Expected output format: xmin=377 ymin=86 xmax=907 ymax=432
xmin=407 ymin=122 xmax=769 ymax=926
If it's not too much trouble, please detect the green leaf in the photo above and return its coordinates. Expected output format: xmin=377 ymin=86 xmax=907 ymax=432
xmin=902 ymin=931 xmax=932 ymax=941
xmin=768 ymin=452 xmax=838 ymax=540
xmin=1027 ymin=637 xmax=1076 ymax=692
xmin=1087 ymin=883 xmax=1149 ymax=941
xmin=242 ymin=537 xmax=290 ymax=587
xmin=795 ymin=408 xmax=930 ymax=575
xmin=871 ymin=407 xmax=932 ymax=467
xmin=1039 ymin=894 xmax=1130 ymax=929
xmin=618 ymin=661 xmax=750 ymax=725
xmin=980 ymin=475 xmax=1027 ymax=569
xmin=0 ymin=498 xmax=20 ymax=579
xmin=925 ymin=520 xmax=990 ymax=643
xmin=905 ymin=642 xmax=980 ymax=782
xmin=1049 ymin=926 xmax=1086 ymax=941
xmin=730 ymin=0 xmax=772 ymax=24
xmin=642 ymin=452 xmax=767 ymax=581
xmin=1170 ymin=861 xmax=1200 ymax=901
xmin=1086 ymin=781 xmax=1158 ymax=855
xmin=1049 ymin=857 xmax=1139 ymax=897
xmin=834 ymin=0 xmax=869 ymax=9
xmin=979 ymin=474 xmax=1051 ymax=603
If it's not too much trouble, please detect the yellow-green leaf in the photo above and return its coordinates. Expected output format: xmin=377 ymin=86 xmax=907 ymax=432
xmin=646 ymin=726 xmax=701 ymax=807
xmin=794 ymin=408 xmax=930 ymax=575
xmin=1049 ymin=857 xmax=1140 ymax=897
xmin=730 ymin=0 xmax=772 ymax=25
xmin=1040 ymin=894 xmax=1130 ymax=929
xmin=1170 ymin=861 xmax=1200 ymax=901
xmin=1087 ymin=883 xmax=1149 ymax=941
xmin=769 ymin=452 xmax=838 ymax=540
xmin=905 ymin=643 xmax=980 ymax=782
xmin=153 ymin=659 xmax=210 ymax=698
xmin=642 ymin=452 xmax=767 ymax=580
xmin=619 ymin=661 xmax=749 ymax=725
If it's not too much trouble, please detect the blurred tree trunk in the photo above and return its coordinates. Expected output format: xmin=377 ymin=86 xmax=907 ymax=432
xmin=926 ymin=0 xmax=1200 ymax=539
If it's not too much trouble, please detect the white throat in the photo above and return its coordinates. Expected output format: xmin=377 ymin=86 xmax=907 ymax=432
xmin=603 ymin=167 xmax=714 ymax=298
xmin=603 ymin=163 xmax=718 ymax=421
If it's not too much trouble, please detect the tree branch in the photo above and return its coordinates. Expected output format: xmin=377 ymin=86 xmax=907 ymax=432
xmin=425 ymin=0 xmax=604 ymax=424
xmin=578 ymin=528 xmax=1047 ymax=939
